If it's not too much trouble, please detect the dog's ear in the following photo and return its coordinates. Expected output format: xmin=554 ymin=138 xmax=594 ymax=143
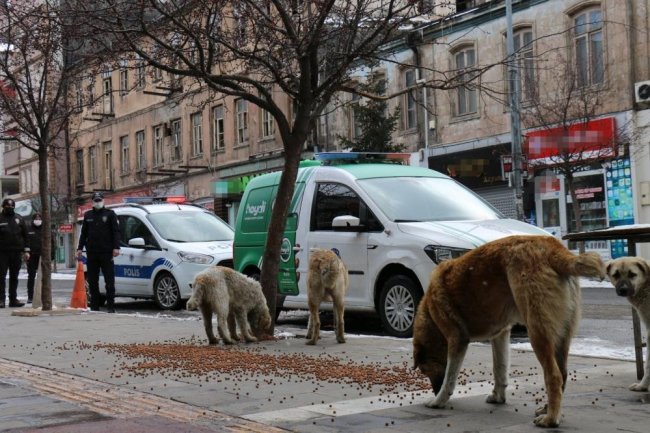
xmin=605 ymin=262 xmax=612 ymax=276
xmin=639 ymin=259 xmax=650 ymax=276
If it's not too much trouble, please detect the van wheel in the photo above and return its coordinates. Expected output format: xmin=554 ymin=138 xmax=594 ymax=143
xmin=154 ymin=272 xmax=182 ymax=310
xmin=378 ymin=275 xmax=421 ymax=338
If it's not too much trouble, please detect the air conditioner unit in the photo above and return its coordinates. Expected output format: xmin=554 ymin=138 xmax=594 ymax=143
xmin=635 ymin=81 xmax=650 ymax=103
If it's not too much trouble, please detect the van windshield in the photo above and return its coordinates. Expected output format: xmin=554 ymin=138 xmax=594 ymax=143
xmin=358 ymin=177 xmax=502 ymax=222
xmin=148 ymin=211 xmax=234 ymax=242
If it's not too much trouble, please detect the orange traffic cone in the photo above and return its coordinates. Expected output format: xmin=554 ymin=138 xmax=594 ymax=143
xmin=70 ymin=260 xmax=87 ymax=309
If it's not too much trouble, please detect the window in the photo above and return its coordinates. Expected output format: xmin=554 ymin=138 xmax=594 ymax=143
xmin=311 ymin=183 xmax=382 ymax=232
xmin=454 ymin=46 xmax=478 ymax=116
xmin=212 ymin=105 xmax=225 ymax=152
xmin=153 ymin=65 xmax=163 ymax=82
xmin=118 ymin=215 xmax=158 ymax=248
xmin=89 ymin=145 xmax=97 ymax=182
xmin=102 ymin=74 xmax=113 ymax=113
xmin=153 ymin=125 xmax=163 ymax=166
xmin=350 ymin=93 xmax=362 ymax=139
xmin=120 ymin=135 xmax=129 ymax=173
xmin=119 ymin=62 xmax=128 ymax=96
xmin=103 ymin=141 xmax=113 ymax=189
xmin=86 ymin=77 xmax=95 ymax=105
xmin=507 ymin=28 xmax=536 ymax=102
xmin=261 ymin=109 xmax=274 ymax=139
xmin=235 ymin=99 xmax=248 ymax=144
xmin=191 ymin=112 xmax=203 ymax=156
xmin=403 ymin=69 xmax=417 ymax=130
xmin=75 ymin=149 xmax=84 ymax=185
xmin=573 ymin=7 xmax=603 ymax=87
xmin=75 ymin=83 xmax=83 ymax=111
xmin=136 ymin=60 xmax=146 ymax=88
xmin=135 ymin=130 xmax=145 ymax=170
xmin=171 ymin=119 xmax=182 ymax=161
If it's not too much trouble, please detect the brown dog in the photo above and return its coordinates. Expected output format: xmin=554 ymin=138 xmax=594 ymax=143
xmin=606 ymin=257 xmax=650 ymax=391
xmin=413 ymin=235 xmax=605 ymax=428
xmin=306 ymin=249 xmax=349 ymax=345
xmin=187 ymin=266 xmax=271 ymax=345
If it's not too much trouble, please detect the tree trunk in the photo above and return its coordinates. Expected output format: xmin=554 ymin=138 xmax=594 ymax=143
xmin=38 ymin=147 xmax=53 ymax=311
xmin=259 ymin=140 xmax=304 ymax=332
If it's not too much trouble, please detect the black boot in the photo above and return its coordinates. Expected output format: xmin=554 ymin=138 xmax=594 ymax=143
xmin=9 ymin=299 xmax=25 ymax=307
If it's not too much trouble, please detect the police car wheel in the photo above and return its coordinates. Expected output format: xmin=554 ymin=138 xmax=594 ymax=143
xmin=153 ymin=272 xmax=182 ymax=310
xmin=378 ymin=275 xmax=422 ymax=338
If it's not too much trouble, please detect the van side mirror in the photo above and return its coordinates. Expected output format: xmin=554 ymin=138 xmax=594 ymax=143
xmin=128 ymin=237 xmax=146 ymax=247
xmin=332 ymin=215 xmax=364 ymax=232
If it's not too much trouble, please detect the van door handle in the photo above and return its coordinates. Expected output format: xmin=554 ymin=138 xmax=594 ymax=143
xmin=368 ymin=245 xmax=378 ymax=250
xmin=293 ymin=246 xmax=303 ymax=252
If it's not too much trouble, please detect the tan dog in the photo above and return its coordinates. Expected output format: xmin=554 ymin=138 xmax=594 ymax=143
xmin=306 ymin=249 xmax=349 ymax=345
xmin=187 ymin=266 xmax=271 ymax=345
xmin=413 ymin=235 xmax=606 ymax=428
xmin=606 ymin=257 xmax=650 ymax=391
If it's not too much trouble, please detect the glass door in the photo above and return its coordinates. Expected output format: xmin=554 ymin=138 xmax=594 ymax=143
xmin=535 ymin=173 xmax=566 ymax=241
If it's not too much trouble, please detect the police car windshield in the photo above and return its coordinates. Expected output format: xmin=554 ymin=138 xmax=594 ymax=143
xmin=358 ymin=177 xmax=502 ymax=222
xmin=148 ymin=211 xmax=234 ymax=242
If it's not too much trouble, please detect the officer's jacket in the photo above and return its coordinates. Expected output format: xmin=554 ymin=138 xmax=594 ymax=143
xmin=77 ymin=207 xmax=120 ymax=253
xmin=0 ymin=212 xmax=29 ymax=252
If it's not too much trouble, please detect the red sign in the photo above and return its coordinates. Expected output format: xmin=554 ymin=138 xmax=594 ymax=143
xmin=524 ymin=117 xmax=617 ymax=165
xmin=58 ymin=223 xmax=74 ymax=234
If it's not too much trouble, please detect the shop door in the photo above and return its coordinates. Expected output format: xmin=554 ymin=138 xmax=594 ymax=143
xmin=535 ymin=174 xmax=566 ymax=241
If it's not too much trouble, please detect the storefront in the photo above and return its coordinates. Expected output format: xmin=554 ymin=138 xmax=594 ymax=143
xmin=428 ymin=144 xmax=519 ymax=219
xmin=525 ymin=117 xmax=630 ymax=259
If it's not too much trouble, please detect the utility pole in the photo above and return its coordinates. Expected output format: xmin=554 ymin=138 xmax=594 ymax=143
xmin=506 ymin=0 xmax=525 ymax=221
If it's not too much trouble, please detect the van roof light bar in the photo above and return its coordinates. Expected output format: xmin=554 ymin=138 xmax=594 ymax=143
xmin=124 ymin=195 xmax=187 ymax=205
xmin=314 ymin=152 xmax=410 ymax=165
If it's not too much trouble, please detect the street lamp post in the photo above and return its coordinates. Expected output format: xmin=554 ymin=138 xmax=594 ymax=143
xmin=506 ymin=0 xmax=525 ymax=221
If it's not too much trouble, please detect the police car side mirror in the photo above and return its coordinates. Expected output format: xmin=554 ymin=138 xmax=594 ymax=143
xmin=332 ymin=215 xmax=364 ymax=232
xmin=128 ymin=237 xmax=146 ymax=248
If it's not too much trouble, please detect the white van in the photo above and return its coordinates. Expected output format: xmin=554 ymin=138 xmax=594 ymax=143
xmin=234 ymin=152 xmax=549 ymax=337
xmin=84 ymin=201 xmax=233 ymax=309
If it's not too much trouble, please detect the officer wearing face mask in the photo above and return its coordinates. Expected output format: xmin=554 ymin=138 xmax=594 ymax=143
xmin=76 ymin=192 xmax=120 ymax=313
xmin=0 ymin=198 xmax=30 ymax=308
xmin=26 ymin=213 xmax=47 ymax=304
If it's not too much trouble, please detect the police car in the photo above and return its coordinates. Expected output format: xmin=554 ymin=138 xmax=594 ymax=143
xmin=84 ymin=197 xmax=233 ymax=309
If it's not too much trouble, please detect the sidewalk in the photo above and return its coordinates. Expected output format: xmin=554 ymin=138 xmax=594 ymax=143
xmin=0 ymin=306 xmax=647 ymax=433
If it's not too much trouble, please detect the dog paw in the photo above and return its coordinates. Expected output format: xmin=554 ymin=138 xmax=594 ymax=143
xmin=305 ymin=339 xmax=317 ymax=345
xmin=208 ymin=339 xmax=218 ymax=345
xmin=222 ymin=339 xmax=234 ymax=345
xmin=534 ymin=404 xmax=548 ymax=416
xmin=485 ymin=392 xmax=506 ymax=404
xmin=337 ymin=338 xmax=346 ymax=344
xmin=629 ymin=382 xmax=649 ymax=392
xmin=533 ymin=414 xmax=559 ymax=428
xmin=424 ymin=397 xmax=448 ymax=409
xmin=244 ymin=336 xmax=258 ymax=343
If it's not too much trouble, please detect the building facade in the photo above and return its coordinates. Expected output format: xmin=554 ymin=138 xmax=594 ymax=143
xmin=331 ymin=0 xmax=650 ymax=259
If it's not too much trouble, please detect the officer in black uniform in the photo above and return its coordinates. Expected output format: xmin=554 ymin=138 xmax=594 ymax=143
xmin=0 ymin=198 xmax=30 ymax=308
xmin=76 ymin=192 xmax=120 ymax=313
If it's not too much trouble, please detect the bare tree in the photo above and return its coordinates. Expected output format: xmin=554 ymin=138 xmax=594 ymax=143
xmin=0 ymin=0 xmax=82 ymax=310
xmin=61 ymin=0 xmax=465 ymax=330
xmin=520 ymin=52 xmax=620 ymax=249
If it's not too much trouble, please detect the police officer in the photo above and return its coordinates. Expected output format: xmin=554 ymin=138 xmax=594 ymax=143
xmin=0 ymin=198 xmax=29 ymax=308
xmin=76 ymin=192 xmax=120 ymax=313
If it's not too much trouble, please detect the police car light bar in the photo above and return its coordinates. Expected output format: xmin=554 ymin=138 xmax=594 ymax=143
xmin=314 ymin=152 xmax=410 ymax=165
xmin=124 ymin=195 xmax=187 ymax=204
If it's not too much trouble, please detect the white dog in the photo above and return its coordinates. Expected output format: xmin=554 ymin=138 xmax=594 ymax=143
xmin=187 ymin=266 xmax=271 ymax=345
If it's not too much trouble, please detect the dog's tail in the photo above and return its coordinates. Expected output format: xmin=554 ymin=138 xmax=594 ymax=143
xmin=549 ymin=249 xmax=606 ymax=281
